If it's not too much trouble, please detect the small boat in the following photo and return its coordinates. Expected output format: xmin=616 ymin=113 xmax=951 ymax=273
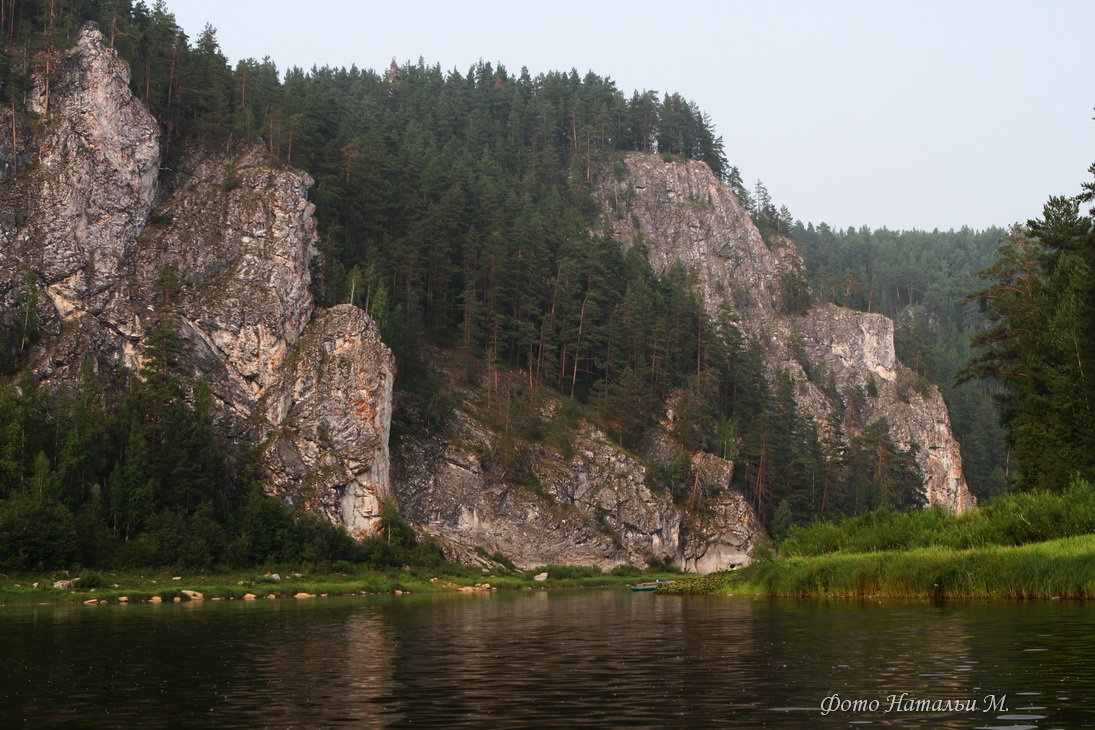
xmin=628 ymin=580 xmax=673 ymax=592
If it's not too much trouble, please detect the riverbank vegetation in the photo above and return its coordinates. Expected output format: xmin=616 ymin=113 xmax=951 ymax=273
xmin=663 ymin=479 xmax=1095 ymax=599
xmin=777 ymin=477 xmax=1095 ymax=556
xmin=664 ymin=536 xmax=1095 ymax=600
xmin=745 ymin=535 xmax=1095 ymax=599
xmin=0 ymin=563 xmax=680 ymax=606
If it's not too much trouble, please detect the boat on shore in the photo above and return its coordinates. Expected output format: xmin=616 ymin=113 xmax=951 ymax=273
xmin=628 ymin=581 xmax=674 ymax=592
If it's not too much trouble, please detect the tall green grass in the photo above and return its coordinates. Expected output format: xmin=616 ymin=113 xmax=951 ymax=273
xmin=779 ymin=477 xmax=1095 ymax=557
xmin=660 ymin=478 xmax=1095 ymax=600
xmin=740 ymin=535 xmax=1095 ymax=599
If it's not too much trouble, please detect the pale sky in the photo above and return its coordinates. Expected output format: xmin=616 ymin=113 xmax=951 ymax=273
xmin=163 ymin=0 xmax=1093 ymax=232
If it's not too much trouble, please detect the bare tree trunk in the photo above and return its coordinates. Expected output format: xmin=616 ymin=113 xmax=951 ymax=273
xmin=10 ymin=101 xmax=17 ymax=173
xmin=570 ymin=287 xmax=590 ymax=398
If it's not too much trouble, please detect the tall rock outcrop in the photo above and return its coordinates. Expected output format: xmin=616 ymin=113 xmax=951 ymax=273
xmin=0 ymin=24 xmax=394 ymax=532
xmin=596 ymin=152 xmax=974 ymax=512
xmin=22 ymin=24 xmax=160 ymax=314
xmin=260 ymin=305 xmax=393 ymax=536
xmin=391 ymin=358 xmax=765 ymax=570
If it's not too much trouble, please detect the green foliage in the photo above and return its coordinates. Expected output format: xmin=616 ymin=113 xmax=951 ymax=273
xmin=0 ymin=270 xmax=40 ymax=374
xmin=645 ymin=449 xmax=690 ymax=497
xmin=378 ymin=500 xmax=415 ymax=548
xmin=0 ymin=492 xmax=78 ymax=571
xmin=742 ymin=535 xmax=1095 ymax=599
xmin=609 ymin=564 xmax=642 ymax=577
xmin=842 ymin=419 xmax=924 ymax=513
xmin=771 ymin=499 xmax=794 ymax=542
xmin=119 ymin=507 xmax=227 ymax=569
xmin=294 ymin=514 xmax=362 ymax=564
xmin=962 ymin=174 xmax=1095 ymax=493
xmin=644 ymin=556 xmax=683 ymax=573
xmin=343 ymin=502 xmax=446 ymax=569
xmin=220 ymin=162 xmax=238 ymax=192
xmin=522 ymin=564 xmax=603 ymax=580
xmin=655 ymin=569 xmax=756 ymax=595
xmin=474 ymin=547 xmax=517 ymax=572
xmin=74 ymin=570 xmax=105 ymax=589
xmin=778 ymin=268 xmax=811 ymax=315
xmin=778 ymin=477 xmax=1095 ymax=557
xmin=968 ymin=477 xmax=1095 ymax=546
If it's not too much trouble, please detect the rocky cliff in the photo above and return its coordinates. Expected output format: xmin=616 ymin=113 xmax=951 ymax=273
xmin=390 ymin=354 xmax=765 ymax=571
xmin=596 ymin=152 xmax=974 ymax=512
xmin=0 ymin=24 xmax=394 ymax=534
xmin=1 ymin=25 xmax=763 ymax=569
xmin=2 ymin=24 xmax=969 ymax=576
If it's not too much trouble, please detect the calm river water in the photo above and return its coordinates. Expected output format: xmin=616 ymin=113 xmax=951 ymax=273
xmin=2 ymin=590 xmax=1093 ymax=728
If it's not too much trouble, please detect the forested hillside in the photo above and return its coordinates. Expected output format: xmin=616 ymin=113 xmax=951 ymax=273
xmin=2 ymin=0 xmax=1065 ymax=573
xmin=790 ymin=224 xmax=1010 ymax=499
xmin=1 ymin=0 xmax=778 ymax=570
xmin=2 ymin=0 xmax=736 ymax=418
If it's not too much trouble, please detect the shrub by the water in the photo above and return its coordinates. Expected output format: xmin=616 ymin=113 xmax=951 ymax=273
xmin=610 ymin=565 xmax=642 ymax=577
xmin=0 ymin=494 xmax=78 ymax=572
xmin=75 ymin=570 xmax=106 ymax=589
xmin=716 ymin=478 xmax=1095 ymax=600
xmin=522 ymin=565 xmax=603 ymax=580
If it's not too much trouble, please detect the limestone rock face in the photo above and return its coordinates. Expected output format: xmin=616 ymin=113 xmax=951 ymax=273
xmin=682 ymin=492 xmax=764 ymax=574
xmin=392 ymin=385 xmax=757 ymax=571
xmin=131 ymin=146 xmax=321 ymax=417
xmin=0 ymin=24 xmax=394 ymax=532
xmin=792 ymin=305 xmax=971 ymax=510
xmin=680 ymin=453 xmax=765 ymax=573
xmin=20 ymin=24 xmax=160 ymax=313
xmin=261 ymin=305 xmax=394 ymax=536
xmin=597 ymin=152 xmax=974 ymax=512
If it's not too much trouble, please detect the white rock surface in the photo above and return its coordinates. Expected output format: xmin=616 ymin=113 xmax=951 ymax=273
xmin=0 ymin=24 xmax=396 ymax=532
xmin=596 ymin=152 xmax=974 ymax=512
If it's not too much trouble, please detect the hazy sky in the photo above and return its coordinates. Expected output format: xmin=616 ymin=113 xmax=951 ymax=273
xmin=163 ymin=0 xmax=1093 ymax=232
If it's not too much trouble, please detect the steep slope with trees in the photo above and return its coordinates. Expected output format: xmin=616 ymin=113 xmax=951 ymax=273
xmin=0 ymin=1 xmax=988 ymax=571
xmin=0 ymin=22 xmax=396 ymax=569
xmin=791 ymin=224 xmax=1010 ymax=500
xmin=595 ymin=153 xmax=973 ymax=529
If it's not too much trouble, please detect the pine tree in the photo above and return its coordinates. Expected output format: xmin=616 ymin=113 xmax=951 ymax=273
xmin=963 ymin=166 xmax=1095 ymax=491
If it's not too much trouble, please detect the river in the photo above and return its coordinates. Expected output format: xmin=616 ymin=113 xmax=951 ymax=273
xmin=2 ymin=590 xmax=1092 ymax=727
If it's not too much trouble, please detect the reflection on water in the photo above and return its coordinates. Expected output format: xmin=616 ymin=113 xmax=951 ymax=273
xmin=1 ymin=591 xmax=1093 ymax=728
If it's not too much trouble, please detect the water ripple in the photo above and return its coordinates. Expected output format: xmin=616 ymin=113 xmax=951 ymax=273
xmin=0 ymin=593 xmax=1093 ymax=728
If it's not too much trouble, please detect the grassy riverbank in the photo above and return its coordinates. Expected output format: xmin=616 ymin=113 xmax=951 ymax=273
xmin=0 ymin=564 xmax=680 ymax=606
xmin=661 ymin=534 xmax=1095 ymax=599
xmin=662 ymin=479 xmax=1095 ymax=600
